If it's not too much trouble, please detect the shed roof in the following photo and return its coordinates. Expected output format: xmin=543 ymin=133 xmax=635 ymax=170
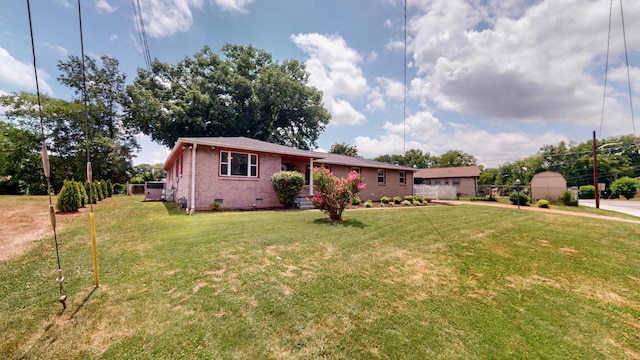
xmin=414 ymin=166 xmax=480 ymax=179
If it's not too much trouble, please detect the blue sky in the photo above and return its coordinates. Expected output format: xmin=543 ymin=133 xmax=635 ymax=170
xmin=1 ymin=0 xmax=639 ymax=167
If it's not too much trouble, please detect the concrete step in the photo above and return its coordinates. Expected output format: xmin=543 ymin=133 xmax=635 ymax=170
xmin=295 ymin=196 xmax=316 ymax=210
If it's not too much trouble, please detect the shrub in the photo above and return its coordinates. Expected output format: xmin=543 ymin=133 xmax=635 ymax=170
xmin=94 ymin=181 xmax=104 ymax=201
xmin=270 ymin=171 xmax=305 ymax=207
xmin=412 ymin=199 xmax=423 ymax=206
xmin=365 ymin=199 xmax=373 ymax=208
xmin=56 ymin=179 xmax=80 ymax=212
xmin=209 ymin=201 xmax=222 ymax=211
xmin=393 ymin=196 xmax=402 ymax=204
xmin=101 ymin=180 xmax=109 ymax=199
xmin=401 ymin=200 xmax=412 ymax=206
xmin=380 ymin=196 xmax=391 ymax=204
xmin=76 ymin=181 xmax=88 ymax=207
xmin=537 ymin=199 xmax=550 ymax=208
xmin=560 ymin=190 xmax=578 ymax=206
xmin=84 ymin=181 xmax=97 ymax=204
xmin=414 ymin=195 xmax=424 ymax=203
xmin=509 ymin=191 xmax=530 ymax=206
xmin=309 ymin=167 xmax=366 ymax=221
xmin=424 ymin=197 xmax=433 ymax=203
xmin=106 ymin=179 xmax=114 ymax=197
xmin=351 ymin=195 xmax=361 ymax=206
xmin=404 ymin=195 xmax=414 ymax=202
xmin=610 ymin=176 xmax=639 ymax=199
xmin=578 ymin=185 xmax=595 ymax=199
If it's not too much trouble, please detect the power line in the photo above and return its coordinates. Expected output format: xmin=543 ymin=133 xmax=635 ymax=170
xmin=618 ymin=0 xmax=635 ymax=136
xmin=599 ymin=0 xmax=613 ymax=137
xmin=132 ymin=0 xmax=152 ymax=72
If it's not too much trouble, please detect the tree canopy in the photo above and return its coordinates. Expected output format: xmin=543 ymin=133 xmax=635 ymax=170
xmin=329 ymin=143 xmax=359 ymax=157
xmin=125 ymin=44 xmax=331 ymax=149
xmin=0 ymin=55 xmax=136 ymax=192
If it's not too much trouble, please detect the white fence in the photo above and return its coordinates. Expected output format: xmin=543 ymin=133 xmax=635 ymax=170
xmin=413 ymin=185 xmax=458 ymax=200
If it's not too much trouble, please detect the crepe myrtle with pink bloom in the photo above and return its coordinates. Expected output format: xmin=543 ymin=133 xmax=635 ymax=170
xmin=309 ymin=166 xmax=366 ymax=222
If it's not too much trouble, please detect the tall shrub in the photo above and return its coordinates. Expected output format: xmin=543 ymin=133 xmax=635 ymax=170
xmin=101 ymin=180 xmax=109 ymax=199
xmin=95 ymin=180 xmax=104 ymax=201
xmin=106 ymin=179 xmax=114 ymax=197
xmin=76 ymin=181 xmax=88 ymax=207
xmin=578 ymin=185 xmax=595 ymax=199
xmin=270 ymin=171 xmax=305 ymax=207
xmin=84 ymin=181 xmax=97 ymax=204
xmin=610 ymin=176 xmax=639 ymax=199
xmin=56 ymin=179 xmax=80 ymax=212
xmin=309 ymin=167 xmax=366 ymax=222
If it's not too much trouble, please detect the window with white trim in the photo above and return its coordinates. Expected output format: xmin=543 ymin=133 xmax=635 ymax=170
xmin=220 ymin=151 xmax=258 ymax=177
xmin=377 ymin=169 xmax=385 ymax=184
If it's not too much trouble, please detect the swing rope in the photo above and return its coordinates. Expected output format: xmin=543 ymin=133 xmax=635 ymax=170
xmin=26 ymin=0 xmax=66 ymax=309
xmin=76 ymin=0 xmax=100 ymax=287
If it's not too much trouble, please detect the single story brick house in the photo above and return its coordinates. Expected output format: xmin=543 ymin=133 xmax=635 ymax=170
xmin=163 ymin=137 xmax=415 ymax=212
xmin=413 ymin=166 xmax=480 ymax=196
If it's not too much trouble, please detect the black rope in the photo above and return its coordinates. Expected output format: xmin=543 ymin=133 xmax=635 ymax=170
xmin=77 ymin=0 xmax=95 ymax=210
xmin=599 ymin=0 xmax=613 ymax=138
xmin=619 ymin=0 xmax=636 ymax=136
xmin=26 ymin=0 xmax=65 ymax=299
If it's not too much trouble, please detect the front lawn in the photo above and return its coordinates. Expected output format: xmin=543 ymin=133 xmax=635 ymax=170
xmin=1 ymin=196 xmax=639 ymax=359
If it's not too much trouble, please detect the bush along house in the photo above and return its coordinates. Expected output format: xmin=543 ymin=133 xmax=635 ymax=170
xmin=163 ymin=137 xmax=415 ymax=212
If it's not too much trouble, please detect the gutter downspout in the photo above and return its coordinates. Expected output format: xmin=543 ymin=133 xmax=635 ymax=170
xmin=190 ymin=144 xmax=197 ymax=214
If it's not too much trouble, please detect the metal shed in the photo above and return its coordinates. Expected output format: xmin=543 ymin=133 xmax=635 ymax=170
xmin=530 ymin=171 xmax=567 ymax=201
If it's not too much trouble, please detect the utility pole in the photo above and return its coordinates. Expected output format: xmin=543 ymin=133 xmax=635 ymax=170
xmin=592 ymin=131 xmax=600 ymax=209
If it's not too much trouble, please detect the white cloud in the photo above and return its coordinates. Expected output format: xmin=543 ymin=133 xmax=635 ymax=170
xmin=408 ymin=0 xmax=640 ymax=130
xmin=213 ymin=0 xmax=253 ymax=13
xmin=55 ymin=0 xmax=71 ymax=8
xmin=0 ymin=47 xmax=54 ymax=95
xmin=292 ymin=33 xmax=369 ymax=126
xmin=128 ymin=33 xmax=143 ymax=53
xmin=42 ymin=43 xmax=69 ymax=56
xmin=376 ymin=77 xmax=404 ymax=99
xmin=138 ymin=0 xmax=204 ymax=38
xmin=95 ymin=0 xmax=118 ymax=13
xmin=109 ymin=34 xmax=119 ymax=42
xmin=366 ymin=88 xmax=385 ymax=111
xmin=383 ymin=19 xmax=393 ymax=29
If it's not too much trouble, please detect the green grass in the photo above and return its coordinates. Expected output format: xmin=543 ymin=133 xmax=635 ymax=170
xmin=1 ymin=196 xmax=639 ymax=359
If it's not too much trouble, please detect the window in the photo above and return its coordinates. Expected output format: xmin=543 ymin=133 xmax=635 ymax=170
xmin=305 ymin=164 xmax=311 ymax=185
xmin=377 ymin=169 xmax=385 ymax=184
xmin=453 ymin=178 xmax=461 ymax=185
xmin=434 ymin=179 xmax=441 ymax=185
xmin=399 ymin=171 xmax=406 ymax=184
xmin=220 ymin=151 xmax=258 ymax=177
xmin=351 ymin=167 xmax=360 ymax=173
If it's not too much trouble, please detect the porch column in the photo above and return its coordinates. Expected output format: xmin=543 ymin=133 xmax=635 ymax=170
xmin=190 ymin=144 xmax=197 ymax=214
xmin=309 ymin=159 xmax=314 ymax=195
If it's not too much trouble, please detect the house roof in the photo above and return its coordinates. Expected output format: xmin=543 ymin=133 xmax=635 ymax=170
xmin=163 ymin=137 xmax=415 ymax=171
xmin=414 ymin=166 xmax=480 ymax=179
xmin=317 ymin=153 xmax=415 ymax=171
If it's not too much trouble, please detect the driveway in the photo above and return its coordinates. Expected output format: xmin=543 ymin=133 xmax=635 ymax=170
xmin=579 ymin=199 xmax=640 ymax=218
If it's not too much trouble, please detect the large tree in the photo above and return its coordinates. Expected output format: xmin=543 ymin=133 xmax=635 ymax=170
xmin=125 ymin=44 xmax=331 ymax=149
xmin=329 ymin=143 xmax=358 ymax=157
xmin=0 ymin=120 xmax=43 ymax=194
xmin=435 ymin=149 xmax=477 ymax=168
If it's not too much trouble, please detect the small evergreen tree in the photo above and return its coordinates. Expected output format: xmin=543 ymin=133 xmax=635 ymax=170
xmin=100 ymin=180 xmax=109 ymax=199
xmin=94 ymin=180 xmax=104 ymax=201
xmin=85 ymin=181 xmax=97 ymax=204
xmin=106 ymin=179 xmax=114 ymax=197
xmin=76 ymin=181 xmax=88 ymax=207
xmin=56 ymin=179 xmax=80 ymax=212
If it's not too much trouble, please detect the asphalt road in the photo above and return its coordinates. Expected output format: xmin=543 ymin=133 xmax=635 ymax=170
xmin=579 ymin=199 xmax=640 ymax=218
